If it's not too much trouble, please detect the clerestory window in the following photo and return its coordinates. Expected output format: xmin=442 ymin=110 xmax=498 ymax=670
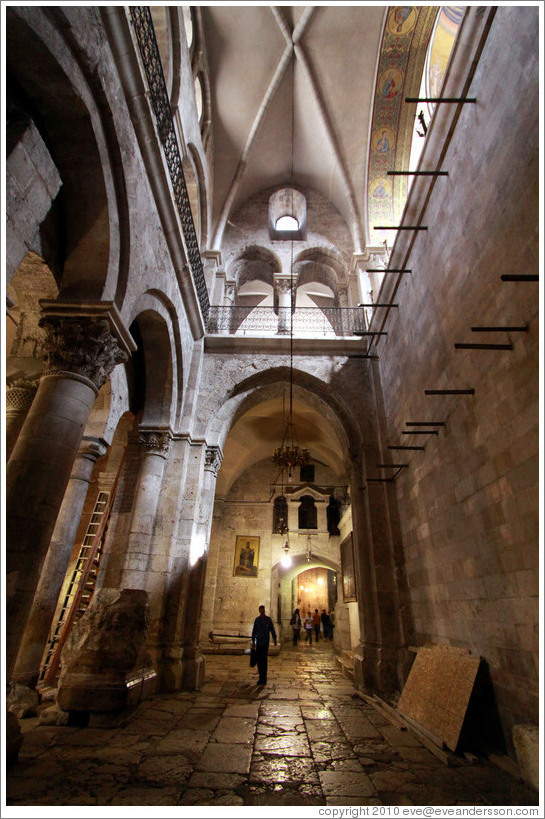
xmin=275 ymin=215 xmax=299 ymax=232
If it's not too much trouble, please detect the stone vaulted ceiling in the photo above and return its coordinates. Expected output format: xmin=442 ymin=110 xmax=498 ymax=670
xmin=201 ymin=5 xmax=387 ymax=253
xmin=196 ymin=5 xmax=460 ymax=491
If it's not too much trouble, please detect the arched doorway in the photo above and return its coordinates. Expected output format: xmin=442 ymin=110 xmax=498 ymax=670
xmin=294 ymin=567 xmax=335 ymax=620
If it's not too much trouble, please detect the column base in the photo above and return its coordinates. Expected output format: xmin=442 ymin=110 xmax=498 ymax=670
xmin=181 ymin=652 xmax=206 ymax=691
xmin=513 ymin=724 xmax=539 ymax=791
xmin=353 ymin=641 xmax=403 ymax=696
xmin=157 ymin=657 xmax=184 ymax=692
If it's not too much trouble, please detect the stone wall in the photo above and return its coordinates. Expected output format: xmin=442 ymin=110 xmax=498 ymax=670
xmin=5 ymin=121 xmax=61 ymax=283
xmin=375 ymin=7 xmax=539 ymax=750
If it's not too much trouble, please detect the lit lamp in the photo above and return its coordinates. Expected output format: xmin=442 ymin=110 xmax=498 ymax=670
xmin=281 ymin=538 xmax=292 ymax=568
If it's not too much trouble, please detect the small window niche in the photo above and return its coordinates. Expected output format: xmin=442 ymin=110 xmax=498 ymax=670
xmin=326 ymin=495 xmax=341 ymax=536
xmin=273 ymin=495 xmax=288 ymax=534
xmin=300 ymin=463 xmax=315 ymax=483
xmin=298 ymin=495 xmax=317 ymax=530
xmin=269 ymin=188 xmax=307 ymax=240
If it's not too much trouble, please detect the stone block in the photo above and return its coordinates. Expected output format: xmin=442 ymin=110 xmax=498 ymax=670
xmin=512 ymin=724 xmax=538 ymax=790
xmin=7 ymin=683 xmax=39 ymax=718
xmin=57 ymin=588 xmax=156 ymax=713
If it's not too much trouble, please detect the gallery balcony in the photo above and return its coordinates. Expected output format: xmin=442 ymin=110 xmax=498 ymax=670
xmin=206 ymin=306 xmax=370 ymax=339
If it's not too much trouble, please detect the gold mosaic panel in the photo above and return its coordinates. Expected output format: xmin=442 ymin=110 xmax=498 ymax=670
xmin=367 ymin=6 xmax=438 ymax=244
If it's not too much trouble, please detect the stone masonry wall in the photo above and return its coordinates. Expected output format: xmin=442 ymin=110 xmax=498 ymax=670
xmin=375 ymin=7 xmax=539 ymax=752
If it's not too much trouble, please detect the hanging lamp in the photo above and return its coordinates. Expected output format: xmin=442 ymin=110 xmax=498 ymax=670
xmin=272 ymin=49 xmax=309 ymax=483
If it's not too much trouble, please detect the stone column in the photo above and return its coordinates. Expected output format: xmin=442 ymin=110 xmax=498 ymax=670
xmin=11 ymin=436 xmax=108 ymax=688
xmin=275 ymin=274 xmax=293 ymax=335
xmin=5 ymin=377 xmax=39 ymax=461
xmin=222 ymin=280 xmax=236 ymax=334
xmin=349 ymin=452 xmax=385 ymax=693
xmin=181 ymin=445 xmax=223 ymax=690
xmin=338 ymin=286 xmax=349 ymax=335
xmin=120 ymin=428 xmax=171 ymax=588
xmin=5 ymin=308 xmax=131 ymax=680
xmin=157 ymin=437 xmax=206 ymax=691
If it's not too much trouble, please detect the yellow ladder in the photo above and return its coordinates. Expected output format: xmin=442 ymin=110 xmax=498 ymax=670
xmin=38 ymin=489 xmax=112 ymax=687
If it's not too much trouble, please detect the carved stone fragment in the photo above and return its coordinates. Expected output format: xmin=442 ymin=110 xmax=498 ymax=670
xmin=57 ymin=588 xmax=156 ymax=713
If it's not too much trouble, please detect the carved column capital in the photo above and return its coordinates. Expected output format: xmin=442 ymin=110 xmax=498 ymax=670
xmin=274 ymin=275 xmax=293 ymax=296
xmin=138 ymin=429 xmax=172 ymax=458
xmin=6 ymin=377 xmax=39 ymax=413
xmin=368 ymin=251 xmax=386 ymax=271
xmin=38 ymin=316 xmax=128 ymax=393
xmin=204 ymin=445 xmax=223 ymax=476
xmin=338 ymin=286 xmax=349 ymax=307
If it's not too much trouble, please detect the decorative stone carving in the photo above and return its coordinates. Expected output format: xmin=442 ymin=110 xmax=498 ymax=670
xmin=138 ymin=429 xmax=171 ymax=458
xmin=6 ymin=377 xmax=39 ymax=412
xmin=274 ymin=276 xmax=293 ymax=296
xmin=38 ymin=316 xmax=128 ymax=392
xmin=368 ymin=251 xmax=386 ymax=271
xmin=204 ymin=446 xmax=223 ymax=476
xmin=56 ymin=588 xmax=156 ymax=713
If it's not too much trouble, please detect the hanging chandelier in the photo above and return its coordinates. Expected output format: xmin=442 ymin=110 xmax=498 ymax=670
xmin=272 ymin=50 xmax=310 ymax=480
xmin=272 ymin=424 xmax=310 ymax=472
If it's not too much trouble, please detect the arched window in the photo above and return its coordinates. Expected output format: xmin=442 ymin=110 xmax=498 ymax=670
xmin=194 ymin=73 xmax=203 ymax=122
xmin=275 ymin=215 xmax=299 ymax=232
xmin=268 ymin=188 xmax=306 ymax=240
xmin=273 ymin=495 xmax=288 ymax=533
xmin=298 ymin=495 xmax=317 ymax=530
xmin=182 ymin=6 xmax=194 ymax=52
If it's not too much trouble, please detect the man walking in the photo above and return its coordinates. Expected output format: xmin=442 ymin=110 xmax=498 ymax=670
xmin=321 ymin=609 xmax=331 ymax=639
xmin=312 ymin=609 xmax=321 ymax=642
xmin=251 ymin=604 xmax=277 ymax=686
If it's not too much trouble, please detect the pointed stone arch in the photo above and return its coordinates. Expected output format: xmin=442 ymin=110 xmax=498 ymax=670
xmin=6 ymin=7 xmax=130 ymax=305
xmin=128 ymin=294 xmax=181 ymax=430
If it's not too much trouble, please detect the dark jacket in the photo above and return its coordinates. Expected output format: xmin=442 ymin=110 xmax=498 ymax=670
xmin=252 ymin=614 xmax=277 ymax=646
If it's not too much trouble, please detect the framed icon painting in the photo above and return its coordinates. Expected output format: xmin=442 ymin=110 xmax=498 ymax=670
xmin=233 ymin=536 xmax=259 ymax=578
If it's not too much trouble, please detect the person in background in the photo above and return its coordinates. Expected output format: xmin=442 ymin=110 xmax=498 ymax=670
xmin=290 ymin=608 xmax=301 ymax=646
xmin=328 ymin=608 xmax=335 ymax=640
xmin=321 ymin=609 xmax=331 ymax=639
xmin=312 ymin=608 xmax=321 ymax=642
xmin=304 ymin=611 xmax=313 ymax=643
xmin=251 ymin=604 xmax=277 ymax=686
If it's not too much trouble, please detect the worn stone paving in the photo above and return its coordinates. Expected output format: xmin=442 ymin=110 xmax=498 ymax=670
xmin=5 ymin=641 xmax=538 ymax=808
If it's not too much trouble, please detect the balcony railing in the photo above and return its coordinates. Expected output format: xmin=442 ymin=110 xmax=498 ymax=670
xmin=206 ymin=306 xmax=369 ymax=337
xmin=129 ymin=6 xmax=210 ymax=321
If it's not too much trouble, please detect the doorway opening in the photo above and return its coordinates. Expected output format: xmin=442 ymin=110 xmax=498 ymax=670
xmin=293 ymin=566 xmax=337 ymax=620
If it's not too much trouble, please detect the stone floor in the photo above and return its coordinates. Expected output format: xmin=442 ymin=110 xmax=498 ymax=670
xmin=4 ymin=641 xmax=539 ymax=810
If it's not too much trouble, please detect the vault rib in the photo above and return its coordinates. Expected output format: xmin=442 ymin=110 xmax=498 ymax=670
xmin=212 ymin=8 xmax=315 ymax=250
xmin=293 ymin=41 xmax=364 ymax=254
